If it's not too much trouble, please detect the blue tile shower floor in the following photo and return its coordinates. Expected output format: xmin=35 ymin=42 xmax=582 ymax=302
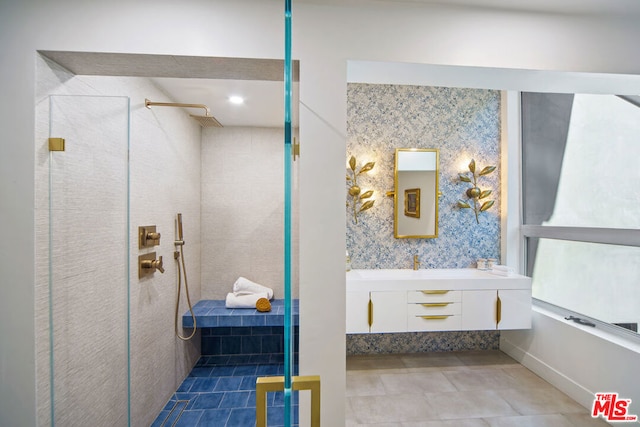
xmin=151 ymin=355 xmax=298 ymax=427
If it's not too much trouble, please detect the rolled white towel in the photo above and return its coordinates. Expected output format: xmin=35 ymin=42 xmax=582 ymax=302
xmin=232 ymin=277 xmax=273 ymax=300
xmin=225 ymin=291 xmax=270 ymax=309
xmin=490 ymin=265 xmax=514 ymax=276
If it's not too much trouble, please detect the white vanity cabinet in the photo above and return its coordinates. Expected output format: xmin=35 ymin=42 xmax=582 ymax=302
xmin=346 ymin=269 xmax=532 ymax=334
xmin=461 ymin=289 xmax=532 ymax=330
xmin=496 ymin=289 xmax=532 ymax=329
xmin=346 ymin=291 xmax=407 ymax=333
xmin=346 ymin=290 xmax=370 ymax=333
xmin=461 ymin=290 xmax=498 ymax=330
xmin=370 ymin=291 xmax=407 ymax=333
xmin=407 ymin=290 xmax=462 ymax=331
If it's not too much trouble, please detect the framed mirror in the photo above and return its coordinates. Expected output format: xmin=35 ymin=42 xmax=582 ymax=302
xmin=393 ymin=148 xmax=439 ymax=238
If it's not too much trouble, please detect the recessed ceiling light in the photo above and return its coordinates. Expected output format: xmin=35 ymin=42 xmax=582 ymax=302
xmin=229 ymin=95 xmax=244 ymax=105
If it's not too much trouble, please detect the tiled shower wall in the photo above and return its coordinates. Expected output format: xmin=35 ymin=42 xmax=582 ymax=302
xmin=200 ymin=127 xmax=299 ymax=300
xmin=35 ymin=55 xmax=202 ymax=427
xmin=346 ymin=84 xmax=502 ymax=354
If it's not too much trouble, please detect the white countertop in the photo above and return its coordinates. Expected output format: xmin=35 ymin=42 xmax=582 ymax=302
xmin=346 ymin=268 xmax=532 ymax=292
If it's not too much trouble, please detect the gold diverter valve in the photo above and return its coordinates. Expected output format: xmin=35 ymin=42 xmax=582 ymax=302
xmin=138 ymin=252 xmax=165 ymax=278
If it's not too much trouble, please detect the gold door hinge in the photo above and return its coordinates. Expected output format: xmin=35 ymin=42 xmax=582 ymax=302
xmin=292 ymin=137 xmax=300 ymax=160
xmin=48 ymin=137 xmax=65 ymax=151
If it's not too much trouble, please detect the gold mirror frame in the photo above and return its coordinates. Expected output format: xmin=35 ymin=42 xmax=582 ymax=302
xmin=393 ymin=148 xmax=439 ymax=239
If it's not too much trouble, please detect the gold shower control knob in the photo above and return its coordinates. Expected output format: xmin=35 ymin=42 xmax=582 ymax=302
xmin=154 ymin=256 xmax=165 ymax=273
xmin=138 ymin=226 xmax=160 ymax=248
xmin=146 ymin=231 xmax=161 ymax=241
xmin=141 ymin=256 xmax=164 ymax=273
xmin=138 ymin=252 xmax=165 ymax=278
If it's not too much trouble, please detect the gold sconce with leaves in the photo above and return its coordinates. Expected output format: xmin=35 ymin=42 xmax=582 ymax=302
xmin=347 ymin=156 xmax=375 ymax=224
xmin=457 ymin=159 xmax=496 ymax=224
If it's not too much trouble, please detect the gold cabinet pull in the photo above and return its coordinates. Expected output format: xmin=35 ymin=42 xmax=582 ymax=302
xmin=368 ymin=299 xmax=373 ymax=327
xmin=496 ymin=295 xmax=502 ymax=325
xmin=421 ymin=290 xmax=449 ymax=295
xmin=421 ymin=303 xmax=451 ymax=307
xmin=419 ymin=315 xmax=451 ymax=320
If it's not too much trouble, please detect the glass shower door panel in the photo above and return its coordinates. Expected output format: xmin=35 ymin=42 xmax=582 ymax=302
xmin=283 ymin=1 xmax=295 ymax=425
xmin=49 ymin=95 xmax=130 ymax=426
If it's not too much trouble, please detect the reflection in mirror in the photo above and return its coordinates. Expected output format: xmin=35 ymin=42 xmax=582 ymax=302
xmin=394 ymin=148 xmax=439 ymax=238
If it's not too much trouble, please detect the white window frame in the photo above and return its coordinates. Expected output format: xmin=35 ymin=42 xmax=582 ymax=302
xmin=519 ymin=91 xmax=640 ymax=342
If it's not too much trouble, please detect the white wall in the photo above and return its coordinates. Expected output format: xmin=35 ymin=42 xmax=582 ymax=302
xmin=35 ymin=59 xmax=130 ymax=426
xmin=200 ymin=126 xmax=299 ymax=300
xmin=128 ymin=83 xmax=202 ymax=427
xmin=502 ymin=307 xmax=640 ymax=411
xmin=3 ymin=1 xmax=640 ymax=426
xmin=34 ymin=55 xmax=202 ymax=426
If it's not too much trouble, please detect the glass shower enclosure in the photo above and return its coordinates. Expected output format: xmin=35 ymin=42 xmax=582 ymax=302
xmin=45 ymin=4 xmax=299 ymax=426
xmin=48 ymin=94 xmax=130 ymax=426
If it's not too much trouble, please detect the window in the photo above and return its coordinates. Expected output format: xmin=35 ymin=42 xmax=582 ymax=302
xmin=522 ymin=92 xmax=640 ymax=336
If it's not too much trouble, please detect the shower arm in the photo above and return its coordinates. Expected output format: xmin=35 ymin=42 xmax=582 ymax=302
xmin=145 ymin=98 xmax=211 ymax=117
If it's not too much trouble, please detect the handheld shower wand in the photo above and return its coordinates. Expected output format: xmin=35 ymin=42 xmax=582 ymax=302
xmin=174 ymin=213 xmax=196 ymax=340
xmin=175 ymin=213 xmax=184 ymax=247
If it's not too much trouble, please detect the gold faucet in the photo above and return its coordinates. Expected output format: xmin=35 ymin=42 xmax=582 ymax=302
xmin=413 ymin=255 xmax=420 ymax=270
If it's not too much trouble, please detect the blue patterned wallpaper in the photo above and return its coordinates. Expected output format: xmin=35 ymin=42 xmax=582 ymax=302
xmin=347 ymin=84 xmax=501 ymax=269
xmin=347 ymin=331 xmax=500 ymax=355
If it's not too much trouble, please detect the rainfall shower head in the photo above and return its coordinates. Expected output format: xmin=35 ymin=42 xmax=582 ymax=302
xmin=145 ymin=98 xmax=223 ymax=128
xmin=189 ymin=114 xmax=222 ymax=128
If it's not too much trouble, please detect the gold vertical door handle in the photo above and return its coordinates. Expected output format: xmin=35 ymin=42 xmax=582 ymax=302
xmin=368 ymin=299 xmax=373 ymax=327
xmin=256 ymin=376 xmax=320 ymax=427
xmin=496 ymin=295 xmax=502 ymax=326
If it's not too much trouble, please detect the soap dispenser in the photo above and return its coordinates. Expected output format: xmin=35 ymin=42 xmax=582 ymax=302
xmin=346 ymin=250 xmax=352 ymax=272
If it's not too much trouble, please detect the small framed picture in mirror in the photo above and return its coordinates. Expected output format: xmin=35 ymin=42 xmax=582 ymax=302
xmin=404 ymin=188 xmax=420 ymax=218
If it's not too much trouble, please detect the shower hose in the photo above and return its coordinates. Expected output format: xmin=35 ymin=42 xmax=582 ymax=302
xmin=175 ymin=242 xmax=197 ymax=341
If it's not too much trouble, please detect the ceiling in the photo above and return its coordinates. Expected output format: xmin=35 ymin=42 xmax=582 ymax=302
xmin=149 ymin=77 xmax=297 ymax=128
xmin=41 ymin=0 xmax=639 ymax=128
xmin=295 ymin=0 xmax=640 ymax=16
xmin=41 ymin=51 xmax=299 ymax=128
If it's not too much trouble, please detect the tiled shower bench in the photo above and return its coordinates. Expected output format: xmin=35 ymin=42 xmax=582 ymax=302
xmin=183 ymin=299 xmax=299 ymax=328
xmin=183 ymin=299 xmax=300 ymax=359
xmin=153 ymin=300 xmax=301 ymax=427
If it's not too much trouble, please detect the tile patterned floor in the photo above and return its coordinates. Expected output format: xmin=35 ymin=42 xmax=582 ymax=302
xmin=155 ymin=350 xmax=613 ymax=426
xmin=151 ymin=355 xmax=298 ymax=427
xmin=346 ymin=350 xmax=612 ymax=427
